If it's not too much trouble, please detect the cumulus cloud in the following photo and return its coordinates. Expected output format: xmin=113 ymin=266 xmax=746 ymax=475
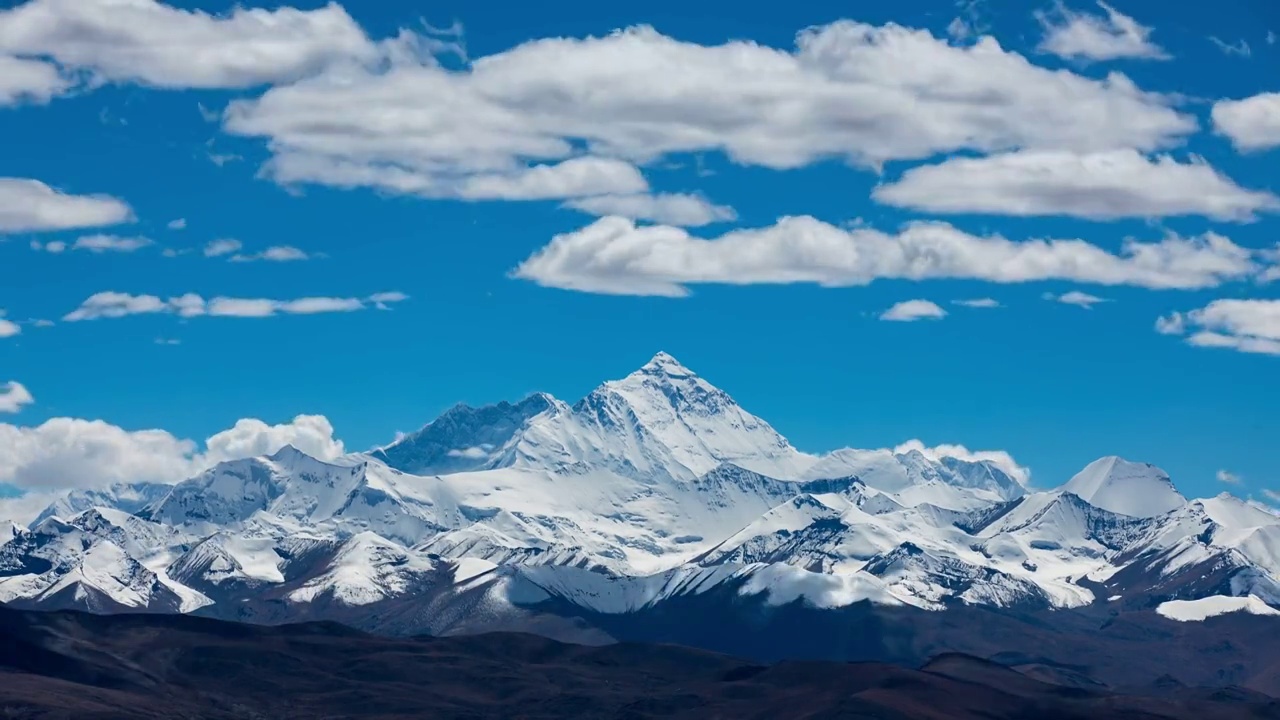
xmin=62 ymin=291 xmax=408 ymax=321
xmin=1217 ymin=469 xmax=1242 ymax=485
xmin=0 ymin=413 xmax=347 ymax=493
xmin=880 ymin=299 xmax=947 ymax=322
xmin=203 ymin=238 xmax=242 ymax=257
xmin=872 ymin=150 xmax=1277 ymax=221
xmin=225 ymin=21 xmax=1193 ymax=203
xmin=0 ymin=177 xmax=133 ymax=232
xmin=1045 ymin=291 xmax=1109 ymax=308
xmin=512 ymin=216 xmax=1264 ymax=297
xmin=954 ymin=298 xmax=1001 ymax=308
xmin=229 ymin=245 xmax=311 ymax=263
xmin=1213 ymin=93 xmax=1280 ymax=152
xmin=0 ymin=0 xmax=378 ymax=89
xmin=893 ymin=439 xmax=1030 ymax=486
xmin=203 ymin=414 xmax=344 ymax=464
xmin=1036 ymin=1 xmax=1168 ymax=61
xmin=0 ymin=315 xmax=19 ymax=338
xmin=0 ymin=54 xmax=68 ymax=106
xmin=0 ymin=382 xmax=33 ymax=414
xmin=564 ymin=193 xmax=737 ymax=227
xmin=1156 ymin=299 xmax=1280 ymax=356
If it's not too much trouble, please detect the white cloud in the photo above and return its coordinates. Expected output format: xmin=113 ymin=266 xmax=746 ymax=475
xmin=1156 ymin=299 xmax=1280 ymax=356
xmin=1264 ymin=489 xmax=1280 ymax=505
xmin=203 ymin=238 xmax=242 ymax=257
xmin=63 ymin=292 xmax=169 ymax=321
xmin=564 ymin=193 xmax=737 ymax=227
xmin=512 ymin=216 xmax=1264 ymax=297
xmin=63 ymin=291 xmax=408 ymax=321
xmin=167 ymin=218 xmax=186 ymax=230
xmin=0 ymin=491 xmax=60 ymax=527
xmin=225 ymin=21 xmax=1193 ymax=203
xmin=872 ymin=150 xmax=1277 ymax=221
xmin=1209 ymin=37 xmax=1251 ymax=57
xmin=1036 ymin=1 xmax=1168 ymax=61
xmin=262 ymin=152 xmax=649 ymax=202
xmin=0 ymin=177 xmax=133 ymax=232
xmin=880 ymin=299 xmax=947 ymax=322
xmin=0 ymin=382 xmax=33 ymax=414
xmin=229 ymin=246 xmax=311 ymax=263
xmin=954 ymin=298 xmax=1001 ymax=308
xmin=0 ymin=413 xmax=346 ymax=493
xmin=1046 ymin=290 xmax=1109 ymax=308
xmin=203 ymin=414 xmax=344 ymax=465
xmin=0 ymin=316 xmax=19 ymax=338
xmin=893 ymin=439 xmax=1030 ymax=486
xmin=154 ymin=338 xmax=180 ymax=346
xmin=1217 ymin=469 xmax=1242 ymax=485
xmin=1212 ymin=93 xmax=1280 ymax=152
xmin=57 ymin=234 xmax=153 ymax=253
xmin=447 ymin=446 xmax=490 ymax=460
xmin=0 ymin=54 xmax=68 ymax=106
xmin=0 ymin=0 xmax=378 ymax=89
xmin=1154 ymin=311 xmax=1185 ymax=335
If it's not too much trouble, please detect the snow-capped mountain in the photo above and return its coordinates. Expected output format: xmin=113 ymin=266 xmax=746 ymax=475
xmin=2 ymin=353 xmax=1276 ymax=640
xmin=1062 ymin=456 xmax=1186 ymax=518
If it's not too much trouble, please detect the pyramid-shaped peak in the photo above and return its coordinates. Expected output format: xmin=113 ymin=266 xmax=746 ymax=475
xmin=1063 ymin=455 xmax=1183 ymax=518
xmin=637 ymin=351 xmax=696 ymax=377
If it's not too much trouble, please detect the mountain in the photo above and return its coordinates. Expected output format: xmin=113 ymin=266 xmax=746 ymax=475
xmin=1063 ymin=456 xmax=1186 ymax=518
xmin=371 ymin=393 xmax=554 ymax=474
xmin=3 ymin=352 xmax=1278 ymax=694
xmin=32 ymin=481 xmax=173 ymax=525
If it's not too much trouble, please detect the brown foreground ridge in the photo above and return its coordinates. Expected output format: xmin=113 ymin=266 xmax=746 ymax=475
xmin=1 ymin=606 xmax=1277 ymax=719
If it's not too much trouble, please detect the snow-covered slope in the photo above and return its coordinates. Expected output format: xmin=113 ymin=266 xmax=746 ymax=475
xmin=2 ymin=353 xmax=1275 ymax=627
xmin=1157 ymin=595 xmax=1280 ymax=621
xmin=34 ymin=481 xmax=174 ymax=525
xmin=1062 ymin=456 xmax=1185 ymax=518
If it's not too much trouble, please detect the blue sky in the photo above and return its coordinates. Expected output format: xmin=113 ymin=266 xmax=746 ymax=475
xmin=0 ymin=0 xmax=1278 ymax=504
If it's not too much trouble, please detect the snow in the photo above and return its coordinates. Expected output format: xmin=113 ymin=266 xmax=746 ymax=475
xmin=452 ymin=558 xmax=497 ymax=583
xmin=1062 ymin=456 xmax=1185 ymax=518
xmin=3 ymin=353 xmax=1276 ymax=625
xmin=288 ymin=532 xmax=437 ymax=606
xmin=1157 ymin=595 xmax=1280 ymax=622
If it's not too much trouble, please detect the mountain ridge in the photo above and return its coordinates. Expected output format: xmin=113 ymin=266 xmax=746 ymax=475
xmin=2 ymin=352 xmax=1277 ymax=692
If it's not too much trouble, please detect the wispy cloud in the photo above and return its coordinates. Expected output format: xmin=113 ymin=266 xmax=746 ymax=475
xmin=203 ymin=238 xmax=242 ymax=257
xmin=1036 ymin=1 xmax=1169 ymax=61
xmin=954 ymin=298 xmax=1001 ymax=309
xmin=1209 ymin=37 xmax=1251 ymax=57
xmin=63 ymin=291 xmax=409 ymax=322
xmin=229 ymin=246 xmax=311 ymax=263
xmin=1045 ymin=291 xmax=1109 ymax=308
xmin=1216 ymin=469 xmax=1242 ymax=485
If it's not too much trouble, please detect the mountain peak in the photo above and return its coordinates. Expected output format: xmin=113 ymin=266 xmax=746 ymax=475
xmin=636 ymin=351 xmax=695 ymax=378
xmin=1062 ymin=456 xmax=1184 ymax=518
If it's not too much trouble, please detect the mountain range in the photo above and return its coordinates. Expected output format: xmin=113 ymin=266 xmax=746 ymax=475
xmin=3 ymin=352 xmax=1278 ymax=692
